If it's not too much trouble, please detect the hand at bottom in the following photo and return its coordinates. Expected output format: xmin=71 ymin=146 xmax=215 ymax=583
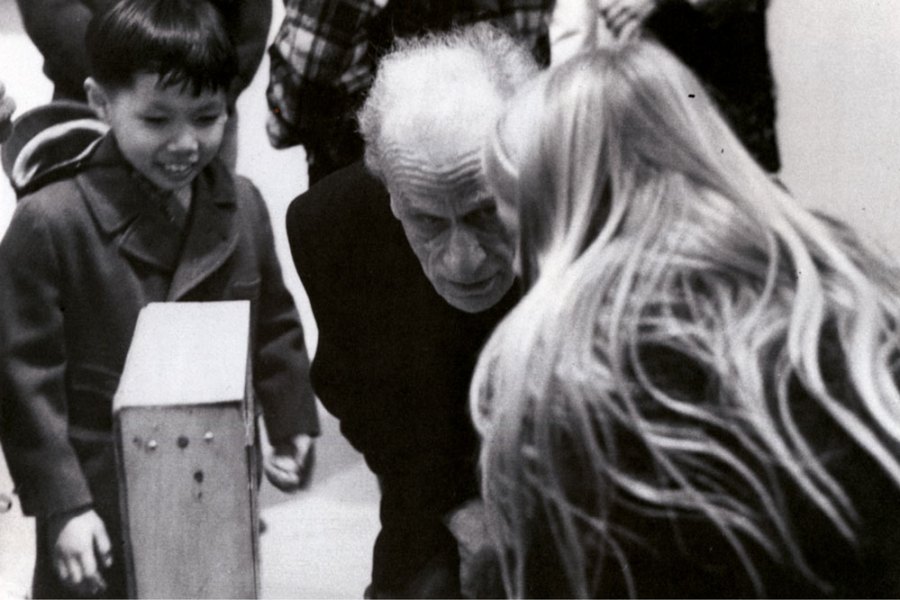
xmin=50 ymin=508 xmax=113 ymax=596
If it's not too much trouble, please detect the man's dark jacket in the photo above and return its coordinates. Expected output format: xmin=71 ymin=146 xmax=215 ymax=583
xmin=286 ymin=161 xmax=518 ymax=591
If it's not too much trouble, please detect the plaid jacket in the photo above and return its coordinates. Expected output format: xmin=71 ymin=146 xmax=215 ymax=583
xmin=266 ymin=0 xmax=551 ymax=149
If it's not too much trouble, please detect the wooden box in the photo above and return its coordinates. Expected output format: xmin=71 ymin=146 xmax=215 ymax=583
xmin=113 ymin=301 xmax=258 ymax=598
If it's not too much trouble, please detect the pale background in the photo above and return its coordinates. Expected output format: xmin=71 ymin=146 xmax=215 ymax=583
xmin=1 ymin=0 xmax=900 ymax=597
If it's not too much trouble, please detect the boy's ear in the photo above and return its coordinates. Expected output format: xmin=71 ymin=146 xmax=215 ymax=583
xmin=84 ymin=78 xmax=111 ymax=121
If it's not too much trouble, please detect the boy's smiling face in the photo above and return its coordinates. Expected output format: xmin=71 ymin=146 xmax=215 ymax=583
xmin=87 ymin=73 xmax=228 ymax=193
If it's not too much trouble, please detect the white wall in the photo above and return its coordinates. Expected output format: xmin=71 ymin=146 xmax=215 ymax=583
xmin=768 ymin=0 xmax=900 ymax=254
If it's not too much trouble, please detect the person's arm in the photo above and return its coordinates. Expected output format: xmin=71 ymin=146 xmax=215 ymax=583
xmin=549 ymin=0 xmax=602 ymax=63
xmin=597 ymin=0 xmax=659 ymax=39
xmin=598 ymin=0 xmax=762 ymax=39
xmin=227 ymin=0 xmax=273 ymax=103
xmin=685 ymin=0 xmax=762 ymax=21
xmin=265 ymin=0 xmax=383 ymax=149
xmin=284 ymin=166 xmax=419 ymax=475
xmin=15 ymin=0 xmax=93 ymax=98
xmin=0 ymin=198 xmax=111 ymax=594
xmin=284 ymin=166 xmax=376 ymax=435
xmin=240 ymin=179 xmax=320 ymax=491
xmin=0 ymin=199 xmax=92 ymax=516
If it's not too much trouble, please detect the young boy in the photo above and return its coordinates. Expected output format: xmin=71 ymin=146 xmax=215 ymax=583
xmin=16 ymin=0 xmax=272 ymax=168
xmin=0 ymin=0 xmax=319 ymax=597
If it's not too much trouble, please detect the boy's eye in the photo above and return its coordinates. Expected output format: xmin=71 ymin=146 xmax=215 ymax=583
xmin=195 ymin=114 xmax=222 ymax=126
xmin=142 ymin=115 xmax=168 ymax=126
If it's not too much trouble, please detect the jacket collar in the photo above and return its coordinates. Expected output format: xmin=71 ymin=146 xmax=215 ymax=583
xmin=77 ymin=134 xmax=239 ymax=298
xmin=166 ymin=160 xmax=239 ymax=301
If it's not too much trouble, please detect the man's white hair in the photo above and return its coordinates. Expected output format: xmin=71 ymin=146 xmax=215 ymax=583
xmin=358 ymin=23 xmax=539 ymax=186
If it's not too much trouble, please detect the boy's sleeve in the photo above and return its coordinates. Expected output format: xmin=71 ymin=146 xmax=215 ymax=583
xmin=0 ymin=201 xmax=93 ymax=517
xmin=243 ymin=181 xmax=320 ymax=444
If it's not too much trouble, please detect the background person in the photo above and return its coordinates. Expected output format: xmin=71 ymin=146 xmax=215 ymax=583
xmin=550 ymin=0 xmax=780 ymax=172
xmin=472 ymin=39 xmax=900 ymax=598
xmin=266 ymin=0 xmax=552 ymax=185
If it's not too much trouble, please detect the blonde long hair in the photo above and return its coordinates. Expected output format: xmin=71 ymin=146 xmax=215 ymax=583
xmin=472 ymin=40 xmax=900 ymax=597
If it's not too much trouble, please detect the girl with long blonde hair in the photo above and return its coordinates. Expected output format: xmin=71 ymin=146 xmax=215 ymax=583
xmin=472 ymin=39 xmax=900 ymax=598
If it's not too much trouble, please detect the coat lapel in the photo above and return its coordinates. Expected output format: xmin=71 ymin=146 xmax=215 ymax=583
xmin=78 ymin=136 xmax=240 ymax=295
xmin=166 ymin=161 xmax=239 ymax=301
xmin=78 ymin=136 xmax=185 ymax=272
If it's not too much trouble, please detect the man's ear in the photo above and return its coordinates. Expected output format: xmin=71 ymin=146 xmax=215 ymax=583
xmin=387 ymin=190 xmax=405 ymax=220
xmin=389 ymin=194 xmax=402 ymax=219
xmin=84 ymin=78 xmax=111 ymax=122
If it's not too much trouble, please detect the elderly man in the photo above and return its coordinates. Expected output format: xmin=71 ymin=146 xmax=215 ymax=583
xmin=286 ymin=25 xmax=538 ymax=598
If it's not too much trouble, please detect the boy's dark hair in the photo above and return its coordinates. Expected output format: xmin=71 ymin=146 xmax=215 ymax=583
xmin=85 ymin=0 xmax=238 ymax=95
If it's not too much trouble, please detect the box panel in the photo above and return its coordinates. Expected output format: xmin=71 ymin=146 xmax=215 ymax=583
xmin=117 ymin=404 xmax=257 ymax=598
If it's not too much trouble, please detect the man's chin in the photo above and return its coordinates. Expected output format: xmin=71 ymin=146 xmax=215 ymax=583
xmin=438 ymin=277 xmax=512 ymax=313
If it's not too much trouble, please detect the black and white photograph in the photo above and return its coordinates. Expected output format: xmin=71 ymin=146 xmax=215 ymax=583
xmin=2 ymin=1 xmax=900 ymax=598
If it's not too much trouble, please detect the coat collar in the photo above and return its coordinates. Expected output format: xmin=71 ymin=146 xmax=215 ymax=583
xmin=77 ymin=134 xmax=239 ymax=299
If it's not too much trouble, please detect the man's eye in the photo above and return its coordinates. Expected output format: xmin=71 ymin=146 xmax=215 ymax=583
xmin=417 ymin=215 xmax=444 ymax=229
xmin=467 ymin=205 xmax=498 ymax=225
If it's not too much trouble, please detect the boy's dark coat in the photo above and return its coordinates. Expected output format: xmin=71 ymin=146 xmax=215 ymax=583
xmin=0 ymin=135 xmax=318 ymax=523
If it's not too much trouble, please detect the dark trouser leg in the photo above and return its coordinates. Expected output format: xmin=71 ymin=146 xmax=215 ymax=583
xmin=366 ymin=462 xmax=478 ymax=599
xmin=368 ymin=476 xmax=465 ymax=599
xmin=368 ymin=521 xmax=461 ymax=599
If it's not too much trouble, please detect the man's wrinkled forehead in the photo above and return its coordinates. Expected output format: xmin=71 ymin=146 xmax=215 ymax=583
xmin=385 ymin=143 xmax=487 ymax=210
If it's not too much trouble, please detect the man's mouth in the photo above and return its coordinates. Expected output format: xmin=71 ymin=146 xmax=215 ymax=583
xmin=451 ymin=275 xmax=494 ymax=294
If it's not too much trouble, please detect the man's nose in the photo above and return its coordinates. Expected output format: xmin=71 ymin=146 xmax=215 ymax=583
xmin=442 ymin=226 xmax=487 ymax=278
